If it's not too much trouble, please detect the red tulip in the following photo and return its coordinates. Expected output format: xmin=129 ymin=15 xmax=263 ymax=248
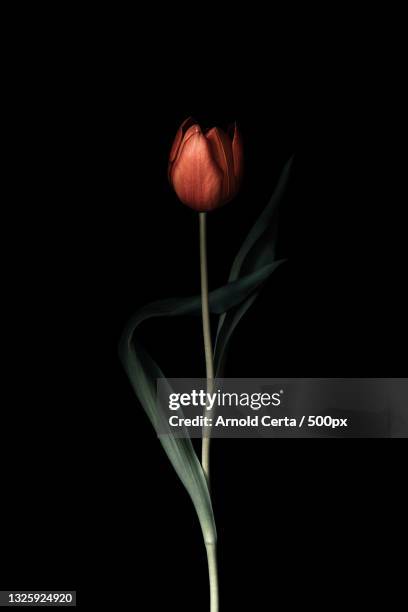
xmin=168 ymin=117 xmax=243 ymax=212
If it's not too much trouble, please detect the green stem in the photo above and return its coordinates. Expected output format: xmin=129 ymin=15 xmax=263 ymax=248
xmin=199 ymin=212 xmax=219 ymax=612
xmin=206 ymin=542 xmax=219 ymax=612
xmin=199 ymin=212 xmax=214 ymax=482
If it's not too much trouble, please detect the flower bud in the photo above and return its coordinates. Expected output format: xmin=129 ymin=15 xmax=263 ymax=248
xmin=168 ymin=117 xmax=243 ymax=212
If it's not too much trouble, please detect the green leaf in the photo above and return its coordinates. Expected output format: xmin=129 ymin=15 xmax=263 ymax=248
xmin=120 ymin=334 xmax=216 ymax=544
xmin=119 ymin=262 xmax=282 ymax=546
xmin=214 ymin=260 xmax=285 ymax=376
xmin=228 ymin=156 xmax=293 ymax=281
xmin=214 ymin=156 xmax=293 ymax=375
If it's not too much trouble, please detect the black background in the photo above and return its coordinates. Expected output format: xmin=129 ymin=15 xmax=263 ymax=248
xmin=1 ymin=16 xmax=406 ymax=610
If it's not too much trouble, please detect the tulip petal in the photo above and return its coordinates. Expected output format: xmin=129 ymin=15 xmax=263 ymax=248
xmin=169 ymin=116 xmax=196 ymax=163
xmin=168 ymin=119 xmax=200 ymax=181
xmin=169 ymin=124 xmax=201 ymax=182
xmin=171 ymin=131 xmax=224 ymax=211
xmin=205 ymin=127 xmax=234 ymax=199
xmin=231 ymin=122 xmax=244 ymax=184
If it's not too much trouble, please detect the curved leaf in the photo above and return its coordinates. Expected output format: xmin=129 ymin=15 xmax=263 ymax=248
xmin=119 ymin=262 xmax=280 ymax=546
xmin=228 ymin=156 xmax=293 ymax=281
xmin=214 ymin=260 xmax=285 ymax=376
xmin=214 ymin=156 xmax=293 ymax=375
xmin=120 ymin=335 xmax=216 ymax=545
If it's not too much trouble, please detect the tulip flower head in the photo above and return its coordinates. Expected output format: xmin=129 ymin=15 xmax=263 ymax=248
xmin=168 ymin=117 xmax=243 ymax=212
